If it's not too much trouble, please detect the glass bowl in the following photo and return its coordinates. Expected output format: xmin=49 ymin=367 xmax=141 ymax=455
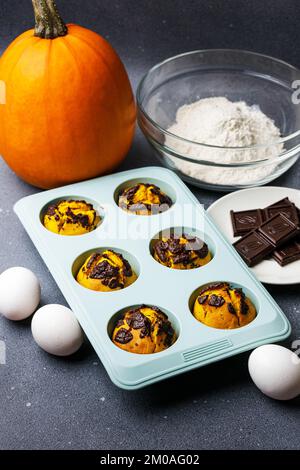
xmin=137 ymin=49 xmax=300 ymax=191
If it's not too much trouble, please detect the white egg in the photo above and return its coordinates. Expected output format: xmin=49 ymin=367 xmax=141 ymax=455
xmin=31 ymin=304 xmax=84 ymax=356
xmin=248 ymin=344 xmax=300 ymax=400
xmin=0 ymin=267 xmax=41 ymax=321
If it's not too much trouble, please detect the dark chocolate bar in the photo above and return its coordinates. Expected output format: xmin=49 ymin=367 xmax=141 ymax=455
xmin=272 ymin=238 xmax=300 ymax=266
xmin=234 ymin=214 xmax=300 ymax=267
xmin=230 ymin=197 xmax=299 ymax=238
xmin=232 ymin=198 xmax=300 ymax=266
xmin=268 ymin=197 xmax=290 ymax=208
xmin=258 ymin=213 xmax=300 ymax=246
xmin=233 ymin=231 xmax=274 ymax=267
xmin=263 ymin=203 xmax=299 ymax=226
xmin=230 ymin=209 xmax=264 ymax=237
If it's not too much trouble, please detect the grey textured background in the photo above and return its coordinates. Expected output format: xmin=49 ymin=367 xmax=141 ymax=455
xmin=0 ymin=0 xmax=300 ymax=450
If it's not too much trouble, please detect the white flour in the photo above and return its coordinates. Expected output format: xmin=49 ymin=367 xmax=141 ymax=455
xmin=166 ymin=97 xmax=283 ymax=186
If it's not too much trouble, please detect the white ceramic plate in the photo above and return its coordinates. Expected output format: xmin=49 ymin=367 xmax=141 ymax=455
xmin=207 ymin=187 xmax=300 ymax=285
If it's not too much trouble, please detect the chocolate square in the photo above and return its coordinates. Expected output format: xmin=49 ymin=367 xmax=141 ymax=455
xmin=263 ymin=204 xmax=299 ymax=226
xmin=272 ymin=238 xmax=300 ymax=266
xmin=230 ymin=209 xmax=264 ymax=237
xmin=258 ymin=213 xmax=300 ymax=246
xmin=233 ymin=231 xmax=274 ymax=267
xmin=267 ymin=197 xmax=291 ymax=208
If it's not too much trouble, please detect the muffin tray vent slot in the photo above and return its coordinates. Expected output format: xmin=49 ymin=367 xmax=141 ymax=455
xmin=182 ymin=339 xmax=233 ymax=363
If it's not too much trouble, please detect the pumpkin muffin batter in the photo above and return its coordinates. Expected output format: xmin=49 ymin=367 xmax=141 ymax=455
xmin=44 ymin=200 xmax=100 ymax=235
xmin=118 ymin=183 xmax=172 ymax=215
xmin=153 ymin=234 xmax=211 ymax=269
xmin=193 ymin=282 xmax=256 ymax=329
xmin=112 ymin=305 xmax=176 ymax=354
xmin=76 ymin=250 xmax=137 ymax=292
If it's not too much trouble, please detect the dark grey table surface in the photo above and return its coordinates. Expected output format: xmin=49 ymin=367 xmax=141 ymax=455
xmin=0 ymin=0 xmax=300 ymax=451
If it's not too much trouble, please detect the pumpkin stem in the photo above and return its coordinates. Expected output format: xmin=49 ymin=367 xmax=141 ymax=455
xmin=32 ymin=0 xmax=68 ymax=39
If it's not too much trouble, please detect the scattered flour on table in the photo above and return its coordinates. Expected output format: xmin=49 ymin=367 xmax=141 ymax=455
xmin=166 ymin=97 xmax=283 ymax=185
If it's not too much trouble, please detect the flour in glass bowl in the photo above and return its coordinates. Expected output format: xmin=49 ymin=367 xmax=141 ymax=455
xmin=165 ymin=97 xmax=283 ymax=186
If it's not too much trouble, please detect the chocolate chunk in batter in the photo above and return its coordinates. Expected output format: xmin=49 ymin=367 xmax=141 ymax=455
xmin=126 ymin=311 xmax=148 ymax=330
xmin=90 ymin=260 xmax=119 ymax=280
xmin=114 ymin=328 xmax=133 ymax=344
xmin=119 ymin=254 xmax=133 ymax=277
xmin=197 ymin=295 xmax=208 ymax=305
xmin=208 ymin=295 xmax=225 ymax=307
xmin=227 ymin=303 xmax=236 ymax=315
xmin=198 ymin=283 xmax=228 ymax=296
xmin=240 ymin=298 xmax=249 ymax=315
xmin=46 ymin=205 xmax=57 ymax=216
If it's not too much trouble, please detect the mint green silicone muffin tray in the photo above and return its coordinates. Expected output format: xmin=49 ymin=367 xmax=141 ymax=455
xmin=14 ymin=167 xmax=291 ymax=390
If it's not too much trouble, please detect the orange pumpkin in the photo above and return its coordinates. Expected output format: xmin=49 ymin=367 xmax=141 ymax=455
xmin=0 ymin=0 xmax=136 ymax=189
